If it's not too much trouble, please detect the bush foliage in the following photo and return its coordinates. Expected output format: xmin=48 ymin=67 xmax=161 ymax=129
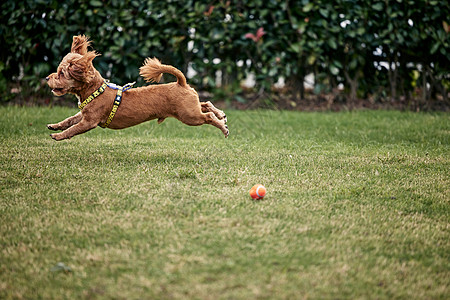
xmin=0 ymin=0 xmax=449 ymax=105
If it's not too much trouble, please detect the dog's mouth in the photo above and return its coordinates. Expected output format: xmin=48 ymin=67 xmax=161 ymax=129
xmin=51 ymin=88 xmax=66 ymax=96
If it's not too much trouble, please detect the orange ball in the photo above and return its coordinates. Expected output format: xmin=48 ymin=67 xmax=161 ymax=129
xmin=249 ymin=184 xmax=266 ymax=199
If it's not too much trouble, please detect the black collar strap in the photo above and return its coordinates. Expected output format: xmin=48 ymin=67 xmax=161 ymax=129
xmin=78 ymin=82 xmax=107 ymax=110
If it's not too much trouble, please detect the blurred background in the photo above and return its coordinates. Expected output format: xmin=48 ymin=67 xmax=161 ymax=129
xmin=0 ymin=0 xmax=449 ymax=110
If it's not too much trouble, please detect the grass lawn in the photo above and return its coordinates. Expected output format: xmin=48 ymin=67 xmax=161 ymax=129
xmin=0 ymin=106 xmax=449 ymax=299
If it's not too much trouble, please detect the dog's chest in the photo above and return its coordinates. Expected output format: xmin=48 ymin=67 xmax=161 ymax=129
xmin=75 ymin=94 xmax=81 ymax=107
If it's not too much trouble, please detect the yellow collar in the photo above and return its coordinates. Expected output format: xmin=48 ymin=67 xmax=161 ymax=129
xmin=78 ymin=82 xmax=107 ymax=110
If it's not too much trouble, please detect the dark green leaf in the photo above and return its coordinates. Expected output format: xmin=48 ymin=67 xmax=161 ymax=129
xmin=90 ymin=0 xmax=103 ymax=7
xmin=430 ymin=42 xmax=440 ymax=54
xmin=372 ymin=3 xmax=383 ymax=11
xmin=327 ymin=39 xmax=337 ymax=49
xmin=319 ymin=8 xmax=329 ymax=18
xmin=330 ymin=65 xmax=339 ymax=75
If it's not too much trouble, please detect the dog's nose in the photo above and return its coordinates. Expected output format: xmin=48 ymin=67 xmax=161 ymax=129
xmin=46 ymin=76 xmax=49 ymax=81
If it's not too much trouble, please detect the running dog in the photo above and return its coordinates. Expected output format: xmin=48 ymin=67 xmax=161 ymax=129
xmin=46 ymin=35 xmax=228 ymax=140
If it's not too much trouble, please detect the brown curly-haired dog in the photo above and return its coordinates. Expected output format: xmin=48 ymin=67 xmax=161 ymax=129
xmin=46 ymin=35 xmax=228 ymax=140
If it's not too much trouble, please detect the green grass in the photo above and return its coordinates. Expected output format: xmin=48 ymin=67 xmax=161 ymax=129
xmin=0 ymin=106 xmax=449 ymax=299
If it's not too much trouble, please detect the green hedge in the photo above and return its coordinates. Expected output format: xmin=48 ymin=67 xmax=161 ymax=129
xmin=1 ymin=0 xmax=449 ymax=104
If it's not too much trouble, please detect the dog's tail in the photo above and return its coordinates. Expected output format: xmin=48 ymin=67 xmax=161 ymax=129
xmin=139 ymin=57 xmax=187 ymax=87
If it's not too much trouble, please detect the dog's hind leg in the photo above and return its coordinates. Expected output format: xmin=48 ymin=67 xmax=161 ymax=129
xmin=200 ymin=101 xmax=227 ymax=123
xmin=205 ymin=112 xmax=229 ymax=137
xmin=179 ymin=111 xmax=229 ymax=137
xmin=47 ymin=111 xmax=83 ymax=131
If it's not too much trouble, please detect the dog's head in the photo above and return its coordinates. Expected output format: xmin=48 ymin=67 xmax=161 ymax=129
xmin=46 ymin=35 xmax=99 ymax=96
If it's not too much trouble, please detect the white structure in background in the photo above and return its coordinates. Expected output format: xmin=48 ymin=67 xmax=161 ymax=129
xmin=187 ymin=59 xmax=315 ymax=90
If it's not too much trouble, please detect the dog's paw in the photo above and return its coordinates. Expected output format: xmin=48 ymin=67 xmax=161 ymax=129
xmin=223 ymin=125 xmax=229 ymax=138
xmin=50 ymin=133 xmax=64 ymax=141
xmin=217 ymin=111 xmax=227 ymax=123
xmin=47 ymin=124 xmax=59 ymax=131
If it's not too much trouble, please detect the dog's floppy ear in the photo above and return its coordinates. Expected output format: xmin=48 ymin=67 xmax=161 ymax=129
xmin=68 ymin=51 xmax=99 ymax=82
xmin=71 ymin=35 xmax=91 ymax=55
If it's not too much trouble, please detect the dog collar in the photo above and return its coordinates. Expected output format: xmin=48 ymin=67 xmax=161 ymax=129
xmin=99 ymin=81 xmax=136 ymax=128
xmin=78 ymin=82 xmax=107 ymax=110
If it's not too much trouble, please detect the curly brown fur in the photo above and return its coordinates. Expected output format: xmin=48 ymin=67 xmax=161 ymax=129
xmin=46 ymin=35 xmax=228 ymax=141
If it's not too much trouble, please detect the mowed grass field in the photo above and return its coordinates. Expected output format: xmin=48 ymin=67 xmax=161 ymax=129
xmin=0 ymin=106 xmax=449 ymax=299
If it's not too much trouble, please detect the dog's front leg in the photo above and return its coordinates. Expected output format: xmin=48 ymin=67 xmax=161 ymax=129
xmin=47 ymin=112 xmax=83 ymax=131
xmin=50 ymin=117 xmax=97 ymax=141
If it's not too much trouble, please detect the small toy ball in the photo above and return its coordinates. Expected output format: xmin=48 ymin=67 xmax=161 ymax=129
xmin=249 ymin=184 xmax=266 ymax=200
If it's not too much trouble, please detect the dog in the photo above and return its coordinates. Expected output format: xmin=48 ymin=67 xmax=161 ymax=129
xmin=46 ymin=35 xmax=228 ymax=140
